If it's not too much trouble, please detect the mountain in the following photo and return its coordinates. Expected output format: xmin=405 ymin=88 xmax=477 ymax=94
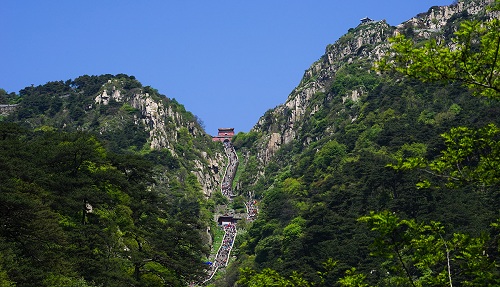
xmin=225 ymin=0 xmax=500 ymax=286
xmin=1 ymin=0 xmax=499 ymax=286
xmin=1 ymin=74 xmax=224 ymax=196
xmin=0 ymin=74 xmax=226 ymax=286
xmin=246 ymin=0 xmax=497 ymax=166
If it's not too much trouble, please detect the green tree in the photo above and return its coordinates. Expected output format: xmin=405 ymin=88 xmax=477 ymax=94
xmin=379 ymin=1 xmax=500 ymax=192
xmin=357 ymin=211 xmax=499 ymax=287
xmin=377 ymin=1 xmax=499 ymax=98
xmin=390 ymin=123 xmax=500 ymax=190
xmin=238 ymin=267 xmax=310 ymax=287
xmin=0 ymin=123 xmax=211 ymax=286
xmin=367 ymin=3 xmax=500 ymax=285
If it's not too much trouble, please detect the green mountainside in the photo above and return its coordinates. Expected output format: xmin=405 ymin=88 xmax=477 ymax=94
xmin=0 ymin=0 xmax=499 ymax=286
xmin=1 ymin=74 xmax=224 ymax=196
xmin=226 ymin=0 xmax=499 ymax=286
xmin=0 ymin=74 xmax=226 ymax=286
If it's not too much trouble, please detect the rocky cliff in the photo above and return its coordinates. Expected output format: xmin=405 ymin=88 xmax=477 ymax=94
xmin=92 ymin=79 xmax=225 ymax=196
xmin=250 ymin=0 xmax=495 ymax=166
xmin=94 ymin=80 xmax=203 ymax=150
xmin=0 ymin=104 xmax=18 ymax=116
xmin=7 ymin=75 xmax=225 ymax=197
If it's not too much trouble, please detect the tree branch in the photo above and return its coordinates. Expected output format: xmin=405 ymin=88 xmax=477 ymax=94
xmin=439 ymin=234 xmax=454 ymax=287
xmin=487 ymin=34 xmax=500 ymax=88
xmin=391 ymin=235 xmax=417 ymax=287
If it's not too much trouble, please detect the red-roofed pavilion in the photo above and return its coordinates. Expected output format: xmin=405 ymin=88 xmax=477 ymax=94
xmin=212 ymin=128 xmax=235 ymax=142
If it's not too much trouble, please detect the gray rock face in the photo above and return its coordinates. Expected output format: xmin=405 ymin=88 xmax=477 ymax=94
xmin=251 ymin=0 xmax=493 ymax=166
xmin=0 ymin=104 xmax=18 ymax=116
xmin=94 ymin=79 xmax=224 ymax=196
xmin=252 ymin=20 xmax=392 ymax=165
xmin=400 ymin=0 xmax=496 ymax=34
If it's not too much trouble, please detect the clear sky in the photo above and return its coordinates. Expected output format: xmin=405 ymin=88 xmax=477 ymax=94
xmin=1 ymin=0 xmax=451 ymax=135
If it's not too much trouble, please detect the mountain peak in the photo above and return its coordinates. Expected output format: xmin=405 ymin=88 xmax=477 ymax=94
xmin=249 ymin=0 xmax=496 ymax=165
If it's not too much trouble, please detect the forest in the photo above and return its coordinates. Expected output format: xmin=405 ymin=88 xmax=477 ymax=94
xmin=0 ymin=74 xmax=224 ymax=286
xmin=0 ymin=123 xmax=213 ymax=286
xmin=224 ymin=1 xmax=500 ymax=286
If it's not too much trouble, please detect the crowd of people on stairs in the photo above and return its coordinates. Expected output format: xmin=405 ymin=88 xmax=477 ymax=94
xmin=201 ymin=141 xmax=241 ymax=285
xmin=214 ymin=223 xmax=237 ymax=268
xmin=221 ymin=141 xmax=238 ymax=198
xmin=246 ymin=199 xmax=258 ymax=221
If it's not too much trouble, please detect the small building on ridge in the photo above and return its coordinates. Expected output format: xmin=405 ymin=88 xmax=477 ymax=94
xmin=360 ymin=17 xmax=373 ymax=24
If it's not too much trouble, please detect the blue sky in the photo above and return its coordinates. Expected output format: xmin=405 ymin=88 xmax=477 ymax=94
xmin=1 ymin=1 xmax=451 ymax=135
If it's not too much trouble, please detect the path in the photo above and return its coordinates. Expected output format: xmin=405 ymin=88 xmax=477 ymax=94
xmin=201 ymin=141 xmax=241 ymax=284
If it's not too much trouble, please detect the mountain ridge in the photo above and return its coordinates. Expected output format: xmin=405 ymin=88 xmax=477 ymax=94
xmin=0 ymin=74 xmax=225 ymax=197
xmin=224 ymin=0 xmax=499 ymax=285
xmin=247 ymin=0 xmax=496 ymax=166
xmin=0 ymin=0 xmax=498 ymax=285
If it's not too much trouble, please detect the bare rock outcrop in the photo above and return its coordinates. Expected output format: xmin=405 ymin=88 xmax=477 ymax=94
xmin=94 ymin=79 xmax=224 ymax=196
xmin=251 ymin=0 xmax=494 ymax=166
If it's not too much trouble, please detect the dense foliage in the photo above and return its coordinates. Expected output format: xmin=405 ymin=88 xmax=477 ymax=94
xmin=378 ymin=1 xmax=499 ymax=98
xmin=0 ymin=74 xmax=224 ymax=286
xmin=0 ymin=123 xmax=210 ymax=286
xmin=227 ymin=1 xmax=500 ymax=286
